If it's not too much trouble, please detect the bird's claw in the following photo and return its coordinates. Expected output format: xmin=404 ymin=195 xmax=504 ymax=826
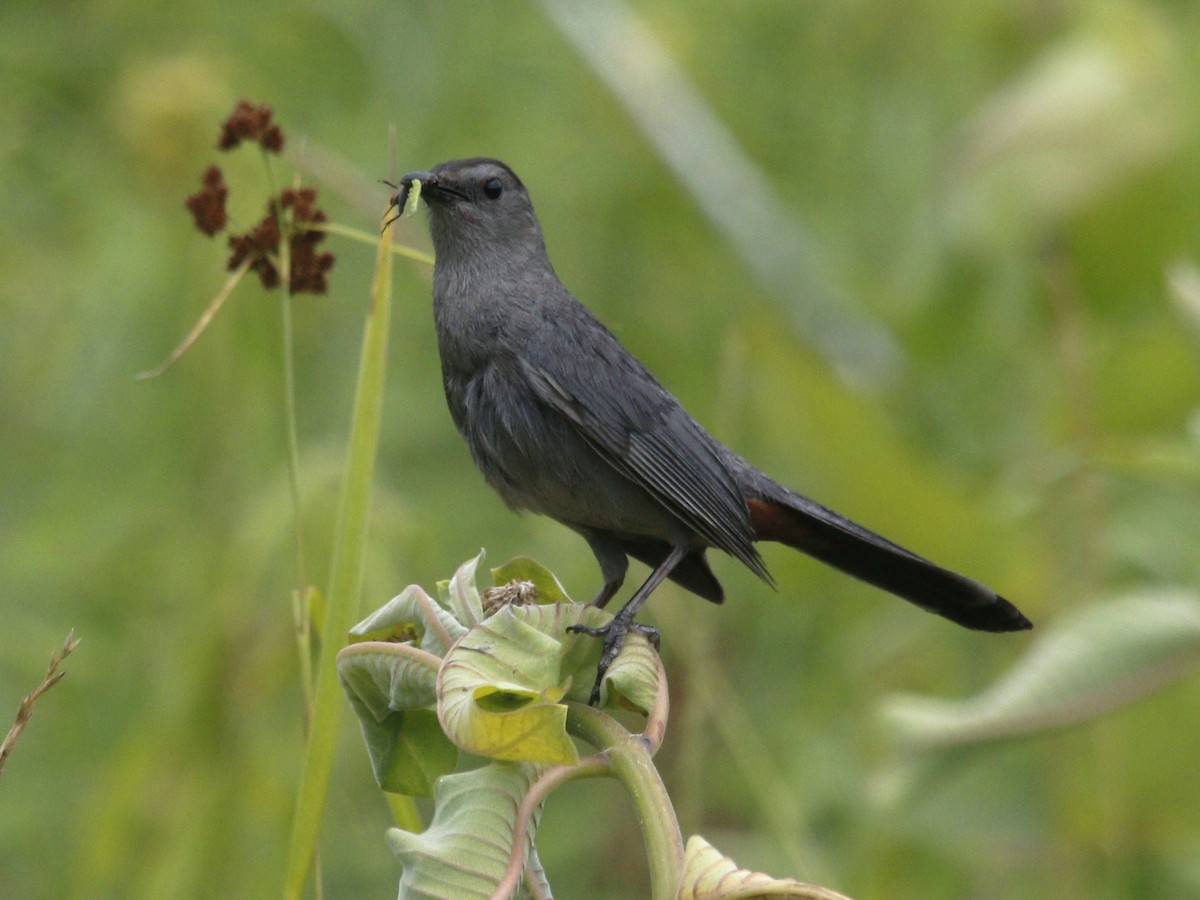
xmin=568 ymin=618 xmax=661 ymax=705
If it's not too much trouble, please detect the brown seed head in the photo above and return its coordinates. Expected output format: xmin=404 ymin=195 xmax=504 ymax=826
xmin=218 ymin=100 xmax=286 ymax=154
xmin=185 ymin=165 xmax=229 ymax=236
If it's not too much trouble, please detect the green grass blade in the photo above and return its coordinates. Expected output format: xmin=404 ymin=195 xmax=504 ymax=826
xmin=284 ymin=218 xmax=395 ymax=898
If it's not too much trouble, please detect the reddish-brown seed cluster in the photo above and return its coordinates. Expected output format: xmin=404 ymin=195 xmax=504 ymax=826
xmin=227 ymin=211 xmax=282 ymax=288
xmin=184 ymin=101 xmax=335 ymax=295
xmin=227 ymin=189 xmax=335 ymax=293
xmin=185 ymin=165 xmax=229 ymax=236
xmin=278 ymin=188 xmax=335 ymax=294
xmin=217 ymin=100 xmax=285 ymax=153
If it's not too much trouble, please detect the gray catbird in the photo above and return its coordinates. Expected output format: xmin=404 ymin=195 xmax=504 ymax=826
xmin=391 ymin=158 xmax=1031 ymax=702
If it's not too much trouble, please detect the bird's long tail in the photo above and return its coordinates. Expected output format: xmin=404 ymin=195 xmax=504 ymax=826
xmin=738 ymin=473 xmax=1031 ymax=633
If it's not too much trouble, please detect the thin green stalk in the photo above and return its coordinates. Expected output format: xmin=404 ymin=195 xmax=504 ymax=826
xmin=312 ymin=221 xmax=435 ymax=265
xmin=135 ymin=258 xmax=252 ymax=379
xmin=261 ymin=147 xmax=282 ymax=207
xmin=284 ymin=218 xmax=395 ymax=898
xmin=566 ymin=704 xmax=684 ymax=900
xmin=279 ymin=261 xmax=308 ymax=589
xmin=290 ymin=590 xmax=316 ymax=732
xmin=277 ymin=209 xmax=323 ymax=899
xmin=281 ymin=288 xmax=314 ymax=722
xmin=385 ymin=793 xmax=425 ymax=833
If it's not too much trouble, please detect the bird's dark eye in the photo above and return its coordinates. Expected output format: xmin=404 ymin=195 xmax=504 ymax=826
xmin=483 ymin=178 xmax=503 ymax=200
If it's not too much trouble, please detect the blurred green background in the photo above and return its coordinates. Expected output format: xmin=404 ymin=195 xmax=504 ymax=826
xmin=3 ymin=1 xmax=1200 ymax=897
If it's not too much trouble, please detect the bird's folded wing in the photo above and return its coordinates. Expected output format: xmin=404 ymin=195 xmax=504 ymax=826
xmin=517 ymin=334 xmax=768 ymax=581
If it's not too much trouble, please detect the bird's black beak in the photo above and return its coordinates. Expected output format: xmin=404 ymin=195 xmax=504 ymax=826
xmin=383 ymin=169 xmax=471 ymax=230
xmin=388 ymin=169 xmax=470 ymax=217
xmin=414 ymin=171 xmax=471 ymax=204
xmin=400 ymin=170 xmax=433 ymax=195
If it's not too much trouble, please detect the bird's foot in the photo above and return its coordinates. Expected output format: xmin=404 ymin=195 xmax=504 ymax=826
xmin=568 ymin=616 xmax=660 ymax=706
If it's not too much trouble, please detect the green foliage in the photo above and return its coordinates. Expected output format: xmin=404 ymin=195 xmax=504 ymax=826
xmin=679 ymin=836 xmax=850 ymax=900
xmin=3 ymin=1 xmax=1200 ymax=897
xmin=877 ymin=590 xmax=1200 ymax=817
xmin=339 ymin=554 xmax=659 ymax=776
xmin=342 ymin=555 xmax=848 ymax=898
xmin=387 ymin=762 xmax=552 ymax=900
xmin=339 ymin=628 xmax=452 ymax=795
xmin=883 ymin=590 xmax=1200 ymax=754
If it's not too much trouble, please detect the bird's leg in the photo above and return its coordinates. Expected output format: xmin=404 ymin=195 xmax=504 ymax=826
xmin=570 ymin=544 xmax=686 ymax=705
xmin=583 ymin=534 xmax=629 ymax=609
xmin=590 ymin=577 xmax=623 ymax=609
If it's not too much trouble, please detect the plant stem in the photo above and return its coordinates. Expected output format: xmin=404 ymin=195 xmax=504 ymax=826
xmin=0 ymin=631 xmax=81 ymax=779
xmin=281 ymin=285 xmax=316 ymax=729
xmin=313 ymin=221 xmax=435 ymax=265
xmin=277 ymin=218 xmax=324 ymax=899
xmin=284 ymin=216 xmax=395 ymax=899
xmin=566 ymin=704 xmax=684 ymax=900
xmin=135 ymin=259 xmax=252 ymax=379
xmin=280 ymin=292 xmax=307 ymax=587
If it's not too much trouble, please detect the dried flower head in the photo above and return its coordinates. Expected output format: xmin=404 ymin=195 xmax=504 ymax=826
xmin=227 ymin=214 xmax=282 ymax=289
xmin=279 ymin=188 xmax=336 ymax=294
xmin=481 ymin=580 xmax=540 ymax=612
xmin=225 ymin=187 xmax=336 ymax=294
xmin=185 ymin=165 xmax=229 ymax=236
xmin=217 ymin=100 xmax=285 ymax=154
xmin=152 ymin=100 xmax=335 ymax=379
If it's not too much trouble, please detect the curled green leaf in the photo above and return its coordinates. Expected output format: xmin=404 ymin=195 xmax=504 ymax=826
xmin=882 ymin=590 xmax=1200 ymax=752
xmin=678 ymin=835 xmax=852 ymax=899
xmin=446 ymin=550 xmax=486 ymax=627
xmin=438 ymin=605 xmax=582 ymax=766
xmin=437 ymin=599 xmax=661 ymax=763
xmin=388 ymin=762 xmax=550 ymax=898
xmin=337 ymin=641 xmax=456 ymax=795
xmin=349 ymin=583 xmax=466 ymax=658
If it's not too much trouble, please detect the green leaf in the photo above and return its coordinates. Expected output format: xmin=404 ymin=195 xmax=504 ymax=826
xmin=490 ymin=556 xmax=573 ymax=604
xmin=438 ymin=605 xmax=581 ymax=765
xmin=446 ymin=550 xmax=485 ymax=627
xmin=370 ymin=709 xmax=456 ymax=797
xmin=510 ymin=601 xmax=660 ymax=712
xmin=597 ymin=626 xmax=660 ymax=713
xmin=338 ymin=642 xmax=456 ymax=796
xmin=348 ymin=583 xmax=468 ymax=657
xmin=437 ymin=600 xmax=662 ymax=763
xmin=677 ymin=835 xmax=851 ymax=899
xmin=338 ymin=641 xmax=442 ymax=719
xmin=388 ymin=762 xmax=550 ymax=899
xmin=882 ymin=590 xmax=1200 ymax=752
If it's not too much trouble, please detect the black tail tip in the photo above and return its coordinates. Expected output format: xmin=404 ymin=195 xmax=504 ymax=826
xmin=972 ymin=595 xmax=1033 ymax=633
